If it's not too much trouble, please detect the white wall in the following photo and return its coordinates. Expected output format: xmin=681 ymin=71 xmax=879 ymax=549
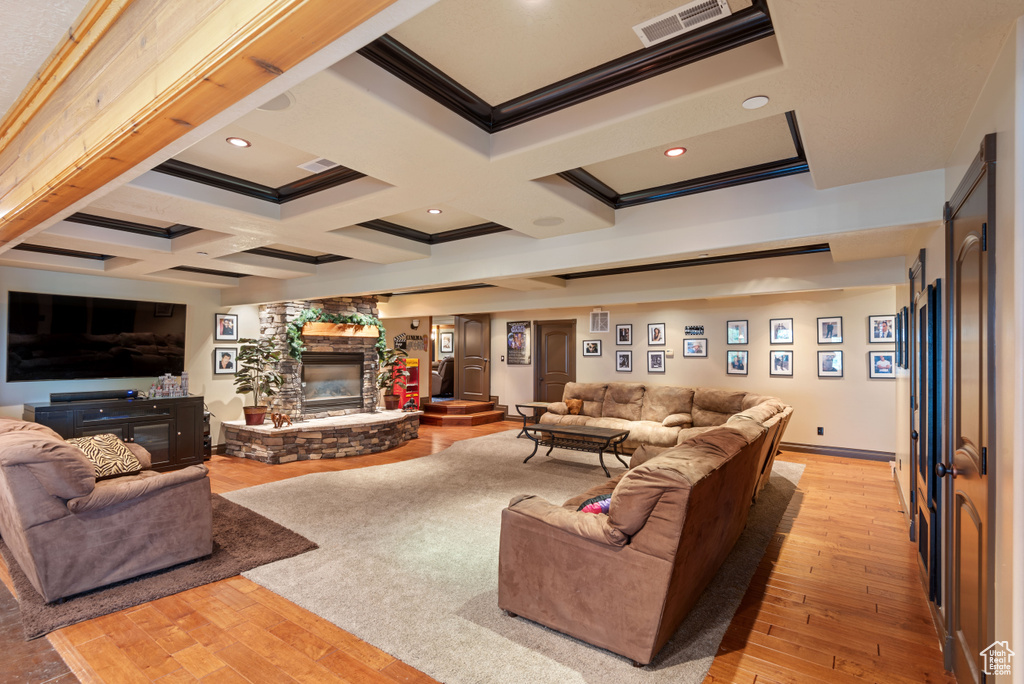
xmin=0 ymin=266 xmax=259 ymax=442
xmin=384 ymin=286 xmax=898 ymax=453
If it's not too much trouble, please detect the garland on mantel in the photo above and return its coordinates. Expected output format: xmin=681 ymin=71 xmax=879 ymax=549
xmin=285 ymin=308 xmax=387 ymax=362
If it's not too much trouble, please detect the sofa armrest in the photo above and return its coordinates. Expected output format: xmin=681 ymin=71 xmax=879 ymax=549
xmin=546 ymin=402 xmax=568 ymax=415
xmin=124 ymin=442 xmax=152 ymax=470
xmin=67 ymin=464 xmax=209 ymax=513
xmin=507 ymin=494 xmax=627 ymax=546
xmin=661 ymin=413 xmax=692 ymax=428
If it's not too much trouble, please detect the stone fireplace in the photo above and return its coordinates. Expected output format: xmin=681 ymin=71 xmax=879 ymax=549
xmin=259 ymin=296 xmax=380 ymax=419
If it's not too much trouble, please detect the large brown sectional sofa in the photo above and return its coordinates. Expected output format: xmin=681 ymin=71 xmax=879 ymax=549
xmin=500 ymin=386 xmax=793 ymax=665
xmin=0 ymin=418 xmax=212 ymax=603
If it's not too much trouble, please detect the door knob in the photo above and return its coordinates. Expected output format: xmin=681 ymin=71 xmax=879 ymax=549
xmin=911 ymin=430 xmax=919 ymax=440
xmin=936 ymin=462 xmax=958 ymax=479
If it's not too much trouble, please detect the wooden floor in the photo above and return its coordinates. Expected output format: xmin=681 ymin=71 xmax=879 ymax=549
xmin=0 ymin=422 xmax=954 ymax=684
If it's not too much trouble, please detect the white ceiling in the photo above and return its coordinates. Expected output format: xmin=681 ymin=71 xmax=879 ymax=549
xmin=2 ymin=0 xmax=1023 ymax=305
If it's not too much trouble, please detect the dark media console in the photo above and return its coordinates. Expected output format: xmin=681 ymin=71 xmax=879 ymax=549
xmin=24 ymin=395 xmax=204 ymax=472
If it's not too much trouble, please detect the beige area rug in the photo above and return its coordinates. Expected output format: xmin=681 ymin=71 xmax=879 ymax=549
xmin=223 ymin=429 xmax=803 ymax=684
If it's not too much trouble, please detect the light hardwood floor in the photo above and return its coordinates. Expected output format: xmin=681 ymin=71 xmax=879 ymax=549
xmin=0 ymin=422 xmax=953 ymax=683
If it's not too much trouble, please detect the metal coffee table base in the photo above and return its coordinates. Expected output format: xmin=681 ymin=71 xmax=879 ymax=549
xmin=523 ymin=425 xmax=630 ymax=477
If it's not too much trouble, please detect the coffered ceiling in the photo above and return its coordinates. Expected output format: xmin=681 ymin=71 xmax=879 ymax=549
xmin=2 ymin=0 xmax=1023 ymax=304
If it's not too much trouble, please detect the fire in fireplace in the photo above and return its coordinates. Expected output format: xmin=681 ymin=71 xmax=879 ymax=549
xmin=301 ymin=352 xmax=364 ymax=412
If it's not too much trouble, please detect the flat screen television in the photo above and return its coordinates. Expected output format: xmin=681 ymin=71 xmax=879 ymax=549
xmin=6 ymin=291 xmax=187 ymax=382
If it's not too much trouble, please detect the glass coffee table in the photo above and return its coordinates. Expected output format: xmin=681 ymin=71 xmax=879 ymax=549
xmin=522 ymin=424 xmax=630 ymax=477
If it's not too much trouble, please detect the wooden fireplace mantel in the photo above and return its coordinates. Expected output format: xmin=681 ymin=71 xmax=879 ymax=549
xmin=301 ymin=323 xmax=379 ymax=338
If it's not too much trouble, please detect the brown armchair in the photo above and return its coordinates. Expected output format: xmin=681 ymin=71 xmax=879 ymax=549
xmin=0 ymin=418 xmax=212 ymax=603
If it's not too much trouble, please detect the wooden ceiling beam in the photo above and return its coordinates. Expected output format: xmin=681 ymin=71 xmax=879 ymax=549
xmin=0 ymin=0 xmax=397 ymax=246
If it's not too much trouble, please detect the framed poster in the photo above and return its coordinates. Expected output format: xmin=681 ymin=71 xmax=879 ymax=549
xmin=727 ymin=320 xmax=748 ymax=345
xmin=770 ymin=350 xmax=793 ymax=376
xmin=683 ymin=338 xmax=707 ymax=357
xmin=648 ymin=323 xmax=666 ymax=345
xmin=647 ymin=350 xmax=665 ymax=373
xmin=615 ymin=350 xmax=632 ymax=373
xmin=727 ymin=350 xmax=748 ymax=375
xmin=818 ymin=350 xmax=843 ymax=377
xmin=439 ymin=331 xmax=454 ymax=354
xmin=770 ymin=318 xmax=793 ymax=344
xmin=215 ymin=313 xmax=238 ymax=341
xmin=582 ymin=340 xmax=602 ymax=357
xmin=817 ymin=316 xmax=843 ymax=344
xmin=616 ymin=324 xmax=633 ymax=345
xmin=869 ymin=350 xmax=896 ymax=378
xmin=213 ymin=347 xmax=236 ymax=374
xmin=868 ymin=314 xmax=896 ymax=343
xmin=507 ymin=321 xmax=531 ymax=365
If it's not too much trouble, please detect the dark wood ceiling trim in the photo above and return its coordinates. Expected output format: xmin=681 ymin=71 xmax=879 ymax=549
xmin=558 ymin=110 xmax=810 ymax=209
xmin=65 ymin=212 xmax=201 ymax=239
xmin=557 ymin=244 xmax=831 ymax=280
xmin=359 ymin=219 xmax=510 ymax=245
xmin=171 ymin=265 xmax=248 ymax=279
xmin=385 ymin=283 xmax=496 ymax=297
xmin=244 ymin=246 xmax=351 ymax=264
xmin=152 ymin=159 xmax=365 ymax=204
xmin=358 ymin=0 xmax=772 ymax=132
xmin=11 ymin=243 xmax=110 ymax=261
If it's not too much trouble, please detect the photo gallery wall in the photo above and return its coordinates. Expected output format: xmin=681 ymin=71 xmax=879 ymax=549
xmin=582 ymin=314 xmax=899 ymax=379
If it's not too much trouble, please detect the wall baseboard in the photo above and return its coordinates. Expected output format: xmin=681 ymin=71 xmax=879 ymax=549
xmin=780 ymin=441 xmax=895 ymax=462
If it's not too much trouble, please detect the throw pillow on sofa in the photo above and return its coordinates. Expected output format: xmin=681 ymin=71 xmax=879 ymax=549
xmin=577 ymin=494 xmax=611 ymax=514
xmin=565 ymin=399 xmax=584 ymax=415
xmin=67 ymin=433 xmax=143 ymax=480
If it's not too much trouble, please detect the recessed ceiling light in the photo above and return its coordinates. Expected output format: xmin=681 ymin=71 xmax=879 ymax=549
xmin=226 ymin=137 xmax=251 ymax=147
xmin=427 ymin=208 xmax=442 ymax=215
xmin=664 ymin=147 xmax=686 ymax=157
xmin=257 ymin=91 xmax=294 ymax=112
xmin=742 ymin=95 xmax=770 ymax=110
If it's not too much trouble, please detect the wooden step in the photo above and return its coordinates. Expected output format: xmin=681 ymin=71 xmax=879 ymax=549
xmin=419 ymin=410 xmax=506 ymax=427
xmin=422 ymin=400 xmax=494 ymax=415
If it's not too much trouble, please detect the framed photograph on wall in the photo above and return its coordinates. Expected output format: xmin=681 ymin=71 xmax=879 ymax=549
xmin=213 ymin=347 xmax=236 ymax=374
xmin=727 ymin=320 xmax=748 ymax=345
xmin=583 ymin=340 xmax=602 ymax=357
xmin=770 ymin=318 xmax=793 ymax=344
xmin=647 ymin=323 xmax=666 ymax=346
xmin=683 ymin=338 xmax=707 ymax=357
xmin=439 ymin=331 xmax=454 ymax=354
xmin=818 ymin=350 xmax=844 ymax=377
xmin=770 ymin=350 xmax=793 ymax=376
xmin=817 ymin=316 xmax=843 ymax=344
xmin=616 ymin=350 xmax=632 ymax=373
xmin=869 ymin=350 xmax=896 ymax=378
xmin=616 ymin=323 xmax=632 ymax=345
xmin=647 ymin=350 xmax=666 ymax=373
xmin=727 ymin=350 xmax=748 ymax=375
xmin=869 ymin=314 xmax=896 ymax=343
xmin=214 ymin=313 xmax=238 ymax=341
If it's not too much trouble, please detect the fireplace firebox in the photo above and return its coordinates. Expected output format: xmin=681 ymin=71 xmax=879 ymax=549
xmin=301 ymin=352 xmax=364 ymax=412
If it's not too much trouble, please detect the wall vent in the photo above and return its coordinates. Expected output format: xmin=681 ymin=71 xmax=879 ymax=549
xmin=633 ymin=0 xmax=732 ymax=48
xmin=589 ymin=310 xmax=610 ymax=334
xmin=297 ymin=157 xmax=340 ymax=173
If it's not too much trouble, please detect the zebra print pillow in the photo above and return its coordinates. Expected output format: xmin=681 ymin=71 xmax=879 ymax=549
xmin=66 ymin=433 xmax=143 ymax=480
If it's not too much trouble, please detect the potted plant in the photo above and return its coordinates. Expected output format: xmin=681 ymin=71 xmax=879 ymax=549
xmin=376 ymin=347 xmax=409 ymax=411
xmin=233 ymin=336 xmax=284 ymax=425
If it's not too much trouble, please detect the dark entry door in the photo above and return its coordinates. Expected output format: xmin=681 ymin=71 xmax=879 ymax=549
xmin=942 ymin=134 xmax=995 ymax=683
xmin=534 ymin=320 xmax=575 ymax=402
xmin=455 ymin=314 xmax=490 ymax=402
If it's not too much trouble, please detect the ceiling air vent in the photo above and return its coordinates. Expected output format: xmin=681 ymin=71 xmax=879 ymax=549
xmin=633 ymin=0 xmax=732 ymax=48
xmin=297 ymin=157 xmax=340 ymax=173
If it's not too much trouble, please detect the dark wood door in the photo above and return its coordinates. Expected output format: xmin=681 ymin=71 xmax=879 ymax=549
xmin=534 ymin=320 xmax=575 ymax=402
xmin=455 ymin=314 xmax=490 ymax=402
xmin=943 ymin=134 xmax=995 ymax=683
xmin=914 ymin=282 xmax=943 ymax=608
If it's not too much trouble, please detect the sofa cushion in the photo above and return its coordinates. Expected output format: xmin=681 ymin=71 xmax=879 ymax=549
xmin=661 ymin=413 xmax=692 ymax=428
xmin=624 ymin=421 xmax=682 ymax=451
xmin=539 ymin=413 xmax=592 ymax=427
xmin=629 ymin=443 xmax=670 ymax=469
xmin=566 ymin=399 xmax=584 ymax=415
xmin=692 ymin=388 xmax=748 ymax=426
xmin=587 ymin=417 xmax=633 ymax=431
xmin=547 ymin=402 xmax=568 ymax=415
xmin=0 ymin=431 xmax=95 ymax=500
xmin=0 ymin=418 xmax=63 ymax=441
xmin=675 ymin=426 xmax=717 ymax=445
xmin=640 ymin=386 xmax=694 ymax=423
xmin=601 ymin=383 xmax=644 ymax=421
xmin=67 ymin=434 xmax=143 ymax=480
xmin=730 ymin=399 xmax=785 ymax=425
xmin=563 ymin=382 xmax=608 ymax=418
